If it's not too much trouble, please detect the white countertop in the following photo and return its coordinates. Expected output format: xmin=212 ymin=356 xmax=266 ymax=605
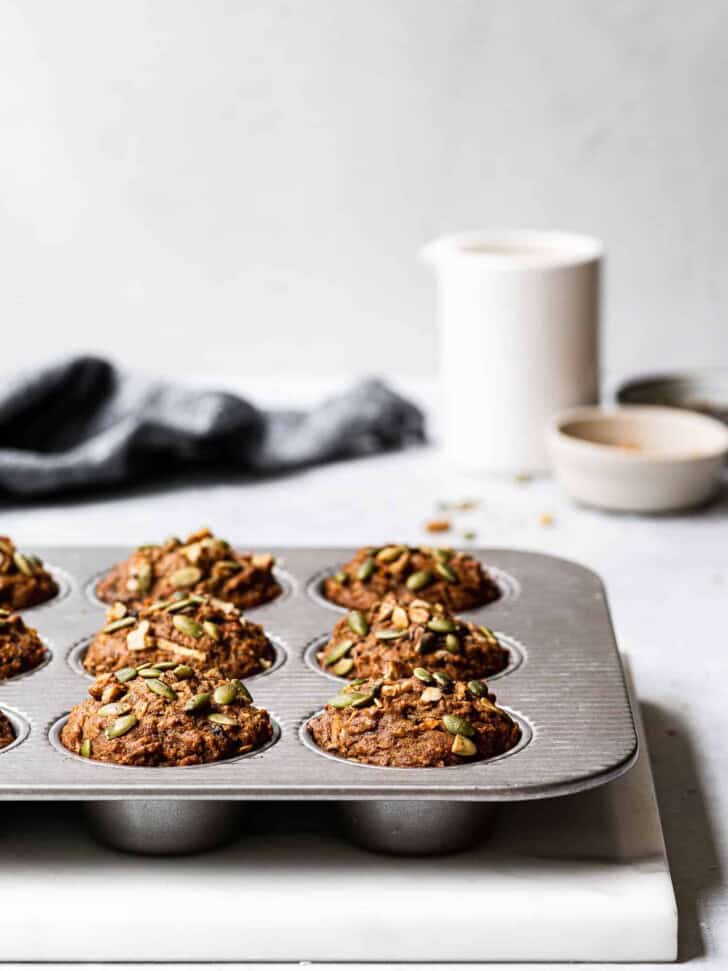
xmin=1 ymin=379 xmax=725 ymax=966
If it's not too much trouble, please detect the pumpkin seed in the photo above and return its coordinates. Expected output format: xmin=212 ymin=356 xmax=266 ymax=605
xmin=444 ymin=633 xmax=460 ymax=654
xmin=105 ymin=713 xmax=138 ymax=739
xmin=202 ymin=621 xmax=222 ymax=641
xmin=230 ymin=679 xmax=252 ymax=703
xmin=215 ymin=560 xmax=241 ymax=573
xmin=347 ymin=610 xmax=369 ymax=637
xmin=137 ymin=562 xmax=152 ymax=595
xmin=374 ymin=629 xmax=406 ymax=641
xmin=333 ymin=570 xmax=348 ymax=584
xmin=184 ymin=692 xmax=211 ymax=713
xmin=376 ymin=545 xmax=405 ymax=563
xmin=146 ymin=678 xmax=177 ymax=701
xmin=213 ymin=683 xmax=238 ymax=706
xmin=80 ymin=739 xmax=92 ymax=758
xmin=442 ymin=714 xmax=475 ymax=737
xmin=208 ymin=712 xmax=237 ymax=726
xmin=479 ymin=626 xmax=497 ymax=644
xmin=467 ymin=679 xmax=489 ymax=697
xmin=164 ymin=597 xmax=197 ymax=613
xmin=427 ymin=617 xmax=457 ymax=634
xmin=152 ymin=661 xmax=177 ymax=671
xmin=406 ymin=570 xmax=433 ymax=592
xmin=433 ymin=671 xmax=453 ymax=688
xmin=329 ymin=691 xmax=369 ymax=709
xmin=115 ymin=666 xmax=138 ymax=683
xmin=97 ymin=701 xmax=132 ymax=717
xmin=170 ymin=566 xmax=202 ymax=589
xmin=173 ymin=615 xmax=204 ymax=639
xmin=435 ymin=547 xmax=453 ymax=562
xmin=13 ymin=552 xmax=33 ymax=576
xmin=435 ymin=562 xmax=457 ymax=583
xmin=357 ymin=557 xmax=376 ymax=581
xmin=138 ymin=667 xmax=162 ymax=678
xmin=451 ymin=734 xmax=477 ymax=757
xmin=325 ymin=640 xmax=352 ymax=665
xmin=333 ymin=657 xmax=354 ymax=676
xmin=173 ymin=664 xmax=194 ymax=680
xmin=413 ymin=667 xmax=434 ymax=683
xmin=103 ymin=616 xmax=136 ymax=634
xmin=351 ymin=682 xmax=380 ymax=707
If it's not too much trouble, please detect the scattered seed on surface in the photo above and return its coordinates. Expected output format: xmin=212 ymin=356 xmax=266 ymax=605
xmin=426 ymin=519 xmax=451 ymax=533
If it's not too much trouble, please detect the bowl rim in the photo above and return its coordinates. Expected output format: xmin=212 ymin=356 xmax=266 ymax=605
xmin=548 ymin=404 xmax=728 ymax=464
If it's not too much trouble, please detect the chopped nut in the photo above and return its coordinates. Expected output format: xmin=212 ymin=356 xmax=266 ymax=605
xmin=420 ymin=686 xmax=443 ymax=703
xmin=126 ymin=620 xmax=154 ymax=652
xmin=426 ymin=519 xmax=451 ymax=533
xmin=108 ymin=601 xmax=127 ymax=621
xmin=392 ymin=605 xmax=410 ymax=630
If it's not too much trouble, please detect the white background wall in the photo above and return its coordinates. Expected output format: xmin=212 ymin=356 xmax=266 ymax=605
xmin=1 ymin=0 xmax=726 ymax=381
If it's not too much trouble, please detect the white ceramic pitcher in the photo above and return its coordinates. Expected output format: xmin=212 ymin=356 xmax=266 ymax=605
xmin=421 ymin=230 xmax=602 ymax=474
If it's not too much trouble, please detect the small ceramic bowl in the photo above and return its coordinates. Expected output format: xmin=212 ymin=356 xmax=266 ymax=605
xmin=547 ymin=405 xmax=728 ymax=513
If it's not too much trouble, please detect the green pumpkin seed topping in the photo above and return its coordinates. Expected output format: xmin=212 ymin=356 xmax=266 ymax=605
xmin=103 ymin=616 xmax=136 ymax=634
xmin=152 ymin=661 xmax=177 ymax=671
xmin=173 ymin=615 xmax=204 ymax=639
xmin=97 ymin=701 xmax=132 ymax=717
xmin=376 ymin=545 xmax=406 ymax=563
xmin=442 ymin=714 xmax=475 ymax=737
xmin=170 ymin=566 xmax=202 ymax=589
xmin=230 ymin=679 xmax=253 ymax=703
xmin=427 ymin=617 xmax=457 ymax=634
xmin=406 ymin=570 xmax=433 ymax=592
xmin=105 ymin=713 xmax=138 ymax=739
xmin=137 ymin=562 xmax=152 ymax=595
xmin=324 ymin=640 xmax=353 ymax=665
xmin=208 ymin=712 xmax=237 ymax=726
xmin=333 ymin=570 xmax=348 ymax=584
xmin=213 ymin=683 xmax=238 ymax=706
xmin=138 ymin=667 xmax=162 ymax=678
xmin=430 ymin=674 xmax=451 ymax=692
xmin=435 ymin=562 xmax=457 ymax=583
xmin=173 ymin=664 xmax=194 ymax=680
xmin=374 ymin=629 xmax=406 ymax=641
xmin=347 ymin=609 xmax=369 ymax=637
xmin=357 ymin=557 xmax=376 ymax=581
xmin=202 ymin=621 xmax=222 ymax=641
xmin=115 ymin=666 xmax=138 ymax=683
xmin=80 ymin=738 xmax=92 ymax=758
xmin=332 ymin=657 xmax=353 ymax=676
xmin=413 ymin=667 xmax=434 ymax=683
xmin=467 ymin=680 xmax=489 ymax=697
xmin=444 ymin=633 xmax=460 ymax=654
xmin=145 ymin=678 xmax=177 ymax=701
xmin=329 ymin=690 xmax=370 ymax=709
xmin=184 ymin=692 xmax=211 ymax=713
xmin=479 ymin=626 xmax=497 ymax=643
xmin=451 ymin=734 xmax=477 ymax=757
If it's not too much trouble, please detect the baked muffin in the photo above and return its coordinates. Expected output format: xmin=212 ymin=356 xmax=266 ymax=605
xmin=308 ymin=674 xmax=520 ymax=768
xmin=0 ymin=609 xmax=47 ymax=680
xmin=0 ymin=537 xmax=58 ymax=609
xmin=0 ymin=711 xmax=15 ymax=750
xmin=323 ymin=544 xmax=499 ymax=612
xmin=96 ymin=528 xmax=281 ymax=610
xmin=317 ymin=595 xmax=509 ymax=681
xmin=83 ymin=594 xmax=275 ymax=680
xmin=61 ymin=666 xmax=273 ymax=767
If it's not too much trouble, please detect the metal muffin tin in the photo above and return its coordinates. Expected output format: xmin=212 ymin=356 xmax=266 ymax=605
xmin=0 ymin=547 xmax=638 ymax=856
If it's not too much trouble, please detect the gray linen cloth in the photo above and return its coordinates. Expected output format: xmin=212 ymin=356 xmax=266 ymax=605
xmin=0 ymin=357 xmax=425 ymax=497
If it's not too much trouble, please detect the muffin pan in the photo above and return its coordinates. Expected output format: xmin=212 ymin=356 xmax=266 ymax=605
xmin=0 ymin=547 xmax=638 ymax=855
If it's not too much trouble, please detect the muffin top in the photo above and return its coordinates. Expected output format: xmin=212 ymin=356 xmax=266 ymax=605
xmin=0 ymin=609 xmax=47 ymax=681
xmin=0 ymin=711 xmax=15 ymax=750
xmin=61 ymin=666 xmax=272 ymax=767
xmin=308 ymin=674 xmax=520 ymax=768
xmin=0 ymin=537 xmax=58 ymax=610
xmin=95 ymin=528 xmax=281 ymax=610
xmin=83 ymin=593 xmax=274 ymax=680
xmin=322 ymin=544 xmax=499 ymax=612
xmin=318 ymin=595 xmax=509 ymax=682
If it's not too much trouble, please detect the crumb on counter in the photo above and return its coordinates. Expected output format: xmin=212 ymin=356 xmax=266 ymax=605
xmin=538 ymin=513 xmax=554 ymax=527
xmin=425 ymin=519 xmax=451 ymax=533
